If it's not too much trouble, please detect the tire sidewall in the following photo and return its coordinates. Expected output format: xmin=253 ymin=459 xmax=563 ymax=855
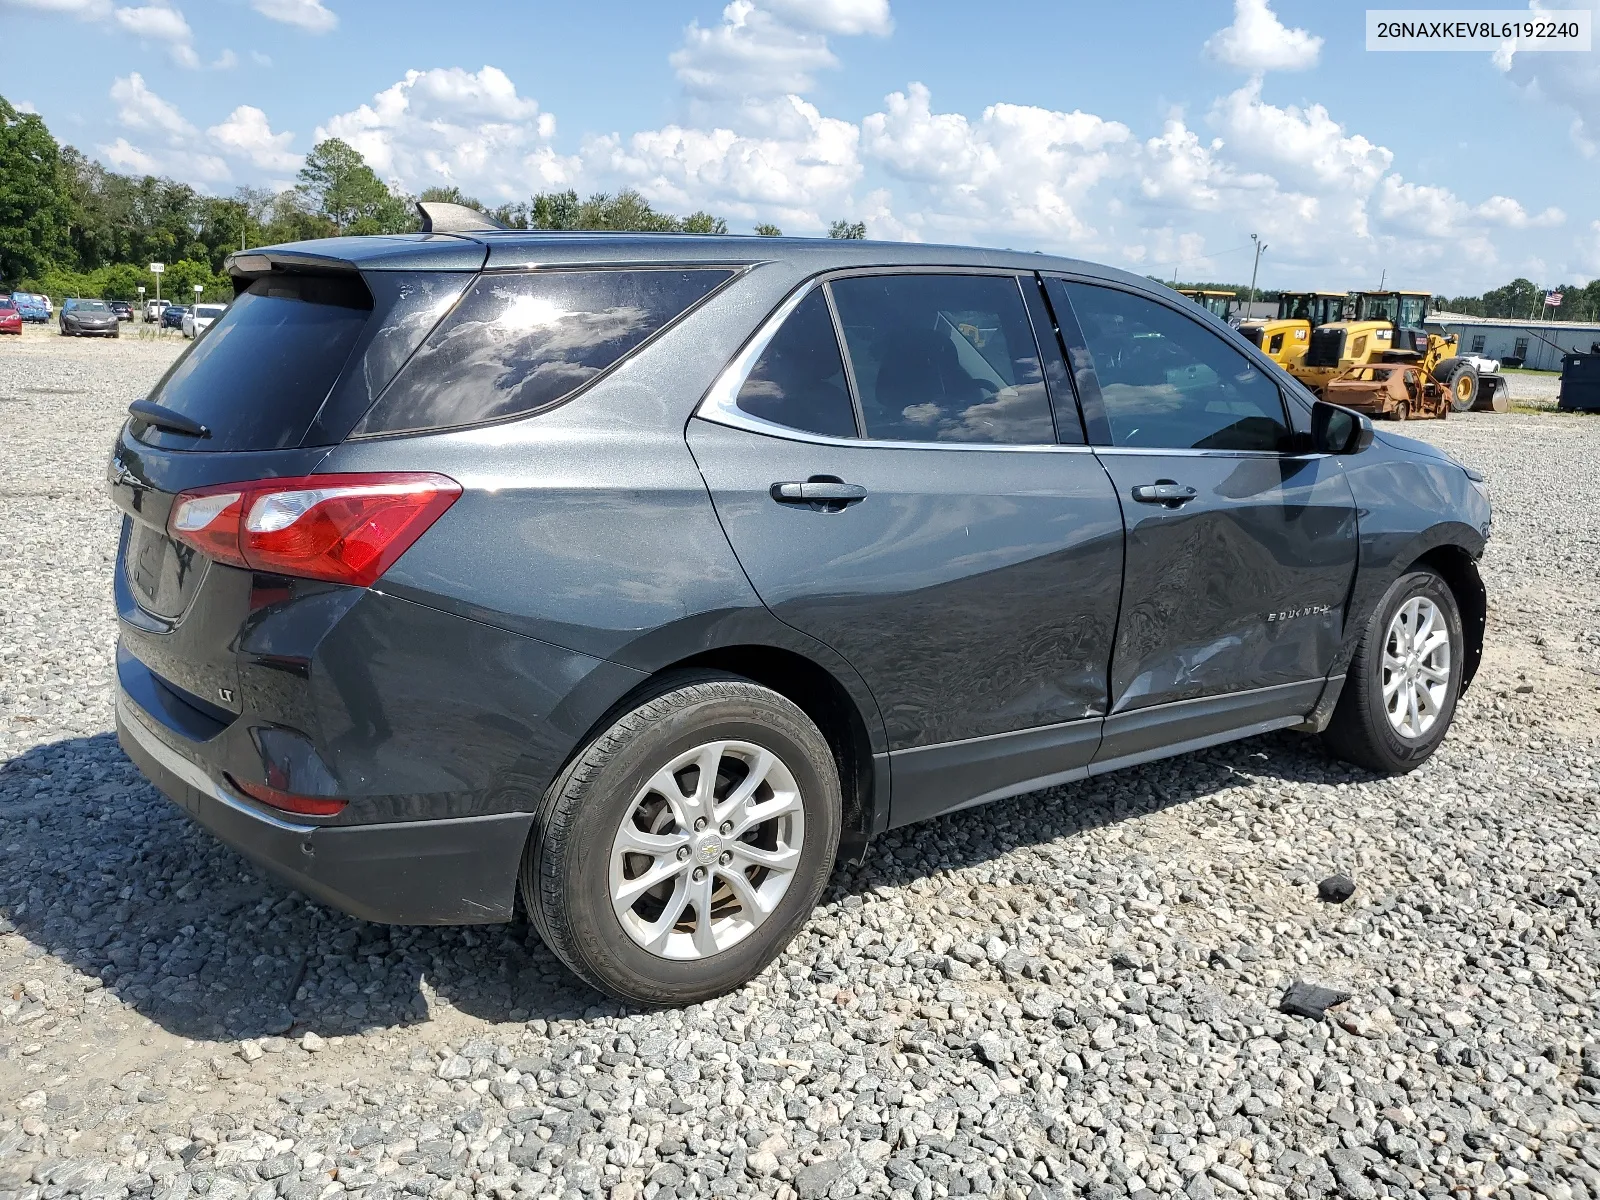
xmin=552 ymin=690 xmax=840 ymax=1004
xmin=1360 ymin=570 xmax=1464 ymax=769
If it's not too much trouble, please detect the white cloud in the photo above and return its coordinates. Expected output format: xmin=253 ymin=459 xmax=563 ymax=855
xmin=250 ymin=0 xmax=336 ymax=32
xmin=111 ymin=2 xmax=199 ymax=66
xmin=672 ymin=2 xmax=842 ymax=101
xmin=762 ymin=0 xmax=890 ymax=36
xmin=1 ymin=0 xmax=110 ymax=14
xmin=1475 ymin=195 xmax=1565 ymax=228
xmin=1209 ymin=80 xmax=1391 ymax=200
xmin=1204 ymin=0 xmax=1322 ymax=73
xmin=3 ymin=0 xmax=205 ymax=66
xmin=316 ymin=66 xmax=571 ymax=198
xmin=98 ymin=135 xmax=229 ymax=182
xmin=860 ymin=82 xmax=1131 ymax=245
xmin=1497 ymin=0 xmax=1600 ymax=155
xmin=110 ymin=72 xmax=195 ymax=139
xmin=593 ymin=95 xmax=862 ymax=230
xmin=208 ymin=105 xmax=300 ymax=173
xmin=98 ymin=136 xmax=160 ymax=174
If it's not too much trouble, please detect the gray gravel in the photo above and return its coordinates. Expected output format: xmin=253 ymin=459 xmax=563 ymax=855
xmin=3 ymin=328 xmax=1598 ymax=1200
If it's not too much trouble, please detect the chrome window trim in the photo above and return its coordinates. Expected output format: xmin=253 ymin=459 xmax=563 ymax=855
xmin=695 ymin=269 xmax=1096 ymax=454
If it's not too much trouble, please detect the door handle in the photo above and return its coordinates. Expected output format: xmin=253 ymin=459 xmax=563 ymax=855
xmin=1130 ymin=480 xmax=1197 ymax=507
xmin=771 ymin=479 xmax=868 ymax=506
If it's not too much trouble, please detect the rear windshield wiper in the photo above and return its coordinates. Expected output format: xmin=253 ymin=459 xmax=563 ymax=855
xmin=129 ymin=399 xmax=210 ymax=439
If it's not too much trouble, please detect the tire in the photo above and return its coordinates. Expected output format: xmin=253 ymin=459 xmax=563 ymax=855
xmin=1392 ymin=400 xmax=1409 ymax=421
xmin=1323 ymin=568 xmax=1464 ymax=774
xmin=1444 ymin=360 xmax=1479 ymax=412
xmin=523 ymin=671 xmax=842 ymax=1006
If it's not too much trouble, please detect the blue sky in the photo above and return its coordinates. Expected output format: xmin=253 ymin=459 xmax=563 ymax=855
xmin=2 ymin=0 xmax=1596 ymax=292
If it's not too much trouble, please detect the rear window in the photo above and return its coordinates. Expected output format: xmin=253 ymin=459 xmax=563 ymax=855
xmin=139 ymin=273 xmax=372 ymax=452
xmin=354 ymin=268 xmax=733 ymax=436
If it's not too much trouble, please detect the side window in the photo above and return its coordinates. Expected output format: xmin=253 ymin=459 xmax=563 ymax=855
xmin=1063 ymin=283 xmax=1289 ymax=452
xmin=357 ymin=268 xmax=732 ymax=435
xmin=734 ymin=289 xmax=858 ymax=438
xmin=828 ymin=274 xmax=1056 ymax=445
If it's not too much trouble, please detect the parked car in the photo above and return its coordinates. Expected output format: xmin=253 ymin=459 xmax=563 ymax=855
xmin=110 ymin=226 xmax=1492 ymax=1005
xmin=60 ymin=296 xmax=120 ymax=337
xmin=0 ymin=297 xmax=21 ymax=335
xmin=33 ymin=292 xmax=52 ymax=318
xmin=159 ymin=304 xmax=188 ymax=330
xmin=181 ymin=302 xmax=226 ymax=339
xmin=109 ymin=300 xmax=134 ymax=321
xmin=144 ymin=298 xmax=168 ymax=322
xmin=10 ymin=292 xmax=48 ymax=322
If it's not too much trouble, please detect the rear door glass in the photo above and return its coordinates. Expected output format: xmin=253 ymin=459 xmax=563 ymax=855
xmin=828 ymin=274 xmax=1056 ymax=445
xmin=734 ymin=289 xmax=858 ymax=438
xmin=139 ymin=273 xmax=372 ymax=452
xmin=356 ymin=268 xmax=733 ymax=436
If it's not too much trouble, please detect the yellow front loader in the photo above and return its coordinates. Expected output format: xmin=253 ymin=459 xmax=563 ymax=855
xmin=1237 ymin=291 xmax=1346 ymax=368
xmin=1288 ymin=290 xmax=1508 ymax=411
xmin=1178 ymin=289 xmax=1236 ymax=321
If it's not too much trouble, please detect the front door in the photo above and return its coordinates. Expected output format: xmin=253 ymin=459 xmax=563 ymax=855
xmin=1046 ymin=278 xmax=1359 ymax=762
xmin=688 ymin=272 xmax=1125 ymax=823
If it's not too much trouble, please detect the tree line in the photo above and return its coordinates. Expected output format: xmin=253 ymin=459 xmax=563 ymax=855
xmin=0 ymin=94 xmax=868 ymax=305
xmin=5 ymin=93 xmax=1589 ymax=316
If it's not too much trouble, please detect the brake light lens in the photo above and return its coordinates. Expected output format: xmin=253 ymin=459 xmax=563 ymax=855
xmin=227 ymin=775 xmax=348 ymax=817
xmin=167 ymin=472 xmax=461 ymax=587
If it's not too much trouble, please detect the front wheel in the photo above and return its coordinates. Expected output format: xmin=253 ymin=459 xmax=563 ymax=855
xmin=523 ymin=672 xmax=842 ymax=1006
xmin=1323 ymin=569 xmax=1463 ymax=773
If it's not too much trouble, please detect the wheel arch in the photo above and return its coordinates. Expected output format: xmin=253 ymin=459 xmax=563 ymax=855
xmin=554 ymin=642 xmax=886 ymax=862
xmin=1408 ymin=544 xmax=1486 ymax=692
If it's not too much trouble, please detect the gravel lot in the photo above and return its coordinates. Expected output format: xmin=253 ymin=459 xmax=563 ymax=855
xmin=2 ymin=328 xmax=1597 ymax=1200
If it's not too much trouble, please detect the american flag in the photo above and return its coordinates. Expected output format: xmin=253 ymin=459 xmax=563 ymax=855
xmin=1547 ymin=292 xmax=1563 ymax=307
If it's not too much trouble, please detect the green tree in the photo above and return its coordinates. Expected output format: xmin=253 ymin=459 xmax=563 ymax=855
xmin=419 ymin=184 xmax=485 ymax=210
xmin=0 ymin=95 xmax=73 ymax=284
xmin=99 ymin=262 xmax=149 ymax=300
xmin=681 ymin=210 xmax=729 ymax=234
xmin=1480 ymin=278 xmax=1541 ymax=320
xmin=828 ymin=219 xmax=866 ymax=240
xmin=163 ymin=258 xmax=223 ymax=302
xmin=753 ymin=223 xmax=782 ymax=237
xmin=527 ymin=188 xmax=726 ymax=233
xmin=296 ymin=138 xmax=412 ymax=234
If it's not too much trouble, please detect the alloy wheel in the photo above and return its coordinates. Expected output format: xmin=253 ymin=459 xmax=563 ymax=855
xmin=608 ymin=740 xmax=806 ymax=960
xmin=1381 ymin=596 xmax=1451 ymax=739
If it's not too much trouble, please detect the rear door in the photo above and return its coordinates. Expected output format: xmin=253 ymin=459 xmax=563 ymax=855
xmin=689 ymin=271 xmax=1124 ymax=824
xmin=1045 ymin=278 xmax=1358 ymax=765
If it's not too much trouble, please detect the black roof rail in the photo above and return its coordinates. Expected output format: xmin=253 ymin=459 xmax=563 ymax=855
xmin=416 ymin=201 xmax=507 ymax=234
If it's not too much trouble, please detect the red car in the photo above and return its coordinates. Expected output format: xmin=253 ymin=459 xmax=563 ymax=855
xmin=0 ymin=299 xmax=23 ymax=335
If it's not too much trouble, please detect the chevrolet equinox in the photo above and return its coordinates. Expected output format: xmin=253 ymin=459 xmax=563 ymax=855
xmin=111 ymin=204 xmax=1491 ymax=1005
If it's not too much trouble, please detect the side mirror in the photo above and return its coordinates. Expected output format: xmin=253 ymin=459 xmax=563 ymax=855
xmin=1311 ymin=400 xmax=1374 ymax=455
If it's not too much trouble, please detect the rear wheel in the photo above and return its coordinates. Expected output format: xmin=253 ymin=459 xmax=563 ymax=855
xmin=1393 ymin=400 xmax=1409 ymax=421
xmin=523 ymin=672 xmax=841 ymax=1006
xmin=1323 ymin=569 xmax=1463 ymax=773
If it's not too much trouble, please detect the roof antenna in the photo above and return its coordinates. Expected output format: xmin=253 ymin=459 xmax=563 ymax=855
xmin=416 ymin=201 xmax=508 ymax=234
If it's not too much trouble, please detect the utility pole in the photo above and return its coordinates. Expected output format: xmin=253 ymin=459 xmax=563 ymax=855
xmin=1247 ymin=234 xmax=1268 ymax=311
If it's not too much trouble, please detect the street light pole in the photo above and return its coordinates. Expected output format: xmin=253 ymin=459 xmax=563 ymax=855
xmin=1248 ymin=233 xmax=1268 ymax=311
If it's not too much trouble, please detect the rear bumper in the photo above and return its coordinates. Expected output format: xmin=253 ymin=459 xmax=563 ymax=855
xmin=117 ymin=689 xmax=533 ymax=924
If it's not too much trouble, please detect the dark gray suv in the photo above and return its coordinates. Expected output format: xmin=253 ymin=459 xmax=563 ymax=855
xmin=110 ymin=208 xmax=1491 ymax=1004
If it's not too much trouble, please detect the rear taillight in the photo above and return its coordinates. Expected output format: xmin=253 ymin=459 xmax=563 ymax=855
xmin=167 ymin=472 xmax=461 ymax=587
xmin=227 ymin=775 xmax=348 ymax=817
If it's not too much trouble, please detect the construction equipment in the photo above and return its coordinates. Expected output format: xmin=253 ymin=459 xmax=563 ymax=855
xmin=1290 ymin=289 xmax=1509 ymax=412
xmin=1236 ymin=291 xmax=1346 ymax=367
xmin=1178 ymin=289 xmax=1236 ymax=321
xmin=1323 ymin=362 xmax=1449 ymax=421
